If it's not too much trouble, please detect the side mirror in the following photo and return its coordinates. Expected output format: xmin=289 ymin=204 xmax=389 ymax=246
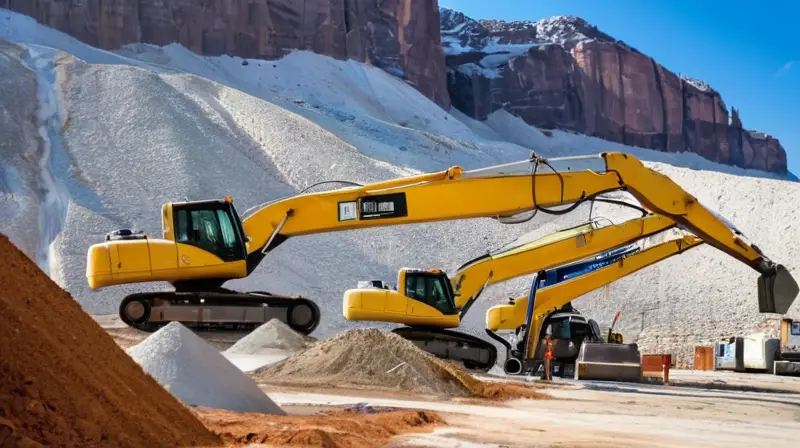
xmin=758 ymin=264 xmax=799 ymax=314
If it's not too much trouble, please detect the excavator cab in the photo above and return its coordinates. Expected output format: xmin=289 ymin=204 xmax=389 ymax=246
xmin=165 ymin=198 xmax=249 ymax=263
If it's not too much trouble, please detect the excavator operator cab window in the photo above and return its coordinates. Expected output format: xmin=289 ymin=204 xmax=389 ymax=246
xmin=547 ymin=319 xmax=571 ymax=341
xmin=404 ymin=272 xmax=457 ymax=315
xmin=173 ymin=201 xmax=247 ymax=262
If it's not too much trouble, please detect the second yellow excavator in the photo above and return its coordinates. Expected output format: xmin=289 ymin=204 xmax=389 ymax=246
xmin=343 ymin=213 xmax=681 ymax=369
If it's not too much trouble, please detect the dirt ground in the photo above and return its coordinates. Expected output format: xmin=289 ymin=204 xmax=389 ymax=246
xmin=193 ymin=406 xmax=443 ymax=448
xmin=262 ymin=378 xmax=800 ymax=448
xmin=100 ymin=317 xmax=800 ymax=447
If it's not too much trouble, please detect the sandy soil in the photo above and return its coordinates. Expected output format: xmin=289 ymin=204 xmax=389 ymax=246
xmin=0 ymin=235 xmax=220 ymax=447
xmin=193 ymin=406 xmax=444 ymax=448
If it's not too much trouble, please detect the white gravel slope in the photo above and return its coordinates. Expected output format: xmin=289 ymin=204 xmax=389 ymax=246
xmin=0 ymin=39 xmax=41 ymax=261
xmin=1 ymin=9 xmax=798 ymax=365
xmin=127 ymin=321 xmax=285 ymax=414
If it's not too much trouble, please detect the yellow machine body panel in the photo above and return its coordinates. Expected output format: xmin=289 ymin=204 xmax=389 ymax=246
xmin=86 ymin=237 xmax=246 ymax=289
xmin=86 ymin=199 xmax=249 ymax=288
xmin=485 ymin=235 xmax=704 ymax=332
xmin=343 ymin=290 xmax=461 ymax=327
xmin=343 ymin=268 xmax=461 ymax=327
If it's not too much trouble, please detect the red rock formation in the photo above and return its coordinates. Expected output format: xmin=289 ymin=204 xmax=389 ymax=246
xmin=655 ymin=63 xmax=685 ymax=153
xmin=0 ymin=0 xmax=450 ymax=108
xmin=441 ymin=9 xmax=789 ymax=174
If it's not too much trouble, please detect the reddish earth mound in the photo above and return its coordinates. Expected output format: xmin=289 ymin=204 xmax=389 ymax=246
xmin=194 ymin=407 xmax=444 ymax=448
xmin=0 ymin=234 xmax=220 ymax=447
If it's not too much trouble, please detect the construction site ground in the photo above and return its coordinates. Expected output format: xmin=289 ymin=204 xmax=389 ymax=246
xmin=98 ymin=316 xmax=800 ymax=448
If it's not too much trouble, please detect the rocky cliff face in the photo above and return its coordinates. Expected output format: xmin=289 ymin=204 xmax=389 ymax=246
xmin=0 ymin=0 xmax=450 ymax=108
xmin=440 ymin=8 xmax=789 ymax=174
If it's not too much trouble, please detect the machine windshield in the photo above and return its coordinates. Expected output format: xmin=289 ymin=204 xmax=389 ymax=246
xmin=404 ymin=272 xmax=457 ymax=315
xmin=174 ymin=202 xmax=247 ymax=262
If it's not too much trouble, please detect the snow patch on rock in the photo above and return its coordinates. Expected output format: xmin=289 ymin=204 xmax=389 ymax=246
xmin=20 ymin=45 xmax=70 ymax=278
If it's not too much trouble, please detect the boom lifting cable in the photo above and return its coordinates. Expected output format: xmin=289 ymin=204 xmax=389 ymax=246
xmin=485 ymin=157 xmax=652 ymax=255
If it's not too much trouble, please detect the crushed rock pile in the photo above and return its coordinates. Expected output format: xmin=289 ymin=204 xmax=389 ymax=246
xmin=255 ymin=328 xmax=549 ymax=400
xmin=225 ymin=318 xmax=316 ymax=355
xmin=0 ymin=234 xmax=220 ymax=447
xmin=127 ymin=321 xmax=285 ymax=415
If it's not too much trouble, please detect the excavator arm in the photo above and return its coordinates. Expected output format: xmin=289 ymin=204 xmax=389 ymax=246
xmin=485 ymin=235 xmax=703 ymax=375
xmin=454 ymin=152 xmax=796 ymax=313
xmin=486 ymin=235 xmax=704 ymax=332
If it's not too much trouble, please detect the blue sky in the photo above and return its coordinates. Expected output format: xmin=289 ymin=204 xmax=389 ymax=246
xmin=441 ymin=0 xmax=799 ymax=174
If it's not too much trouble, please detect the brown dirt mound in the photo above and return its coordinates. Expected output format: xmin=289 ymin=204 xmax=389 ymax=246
xmin=0 ymin=234 xmax=221 ymax=447
xmin=193 ymin=407 xmax=444 ymax=448
xmin=255 ymin=328 xmax=550 ymax=401
xmin=254 ymin=328 xmax=472 ymax=396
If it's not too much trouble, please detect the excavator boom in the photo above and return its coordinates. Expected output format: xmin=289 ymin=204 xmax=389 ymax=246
xmin=450 ymin=214 xmax=673 ymax=312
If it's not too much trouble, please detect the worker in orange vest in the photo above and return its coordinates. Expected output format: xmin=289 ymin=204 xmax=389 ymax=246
xmin=543 ymin=335 xmax=553 ymax=381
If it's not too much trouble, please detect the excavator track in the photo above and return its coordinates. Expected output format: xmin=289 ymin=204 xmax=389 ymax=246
xmin=392 ymin=327 xmax=498 ymax=371
xmin=118 ymin=290 xmax=320 ymax=335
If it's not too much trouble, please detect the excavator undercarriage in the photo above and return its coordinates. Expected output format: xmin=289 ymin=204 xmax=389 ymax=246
xmin=118 ymin=289 xmax=320 ymax=334
xmin=392 ymin=327 xmax=498 ymax=370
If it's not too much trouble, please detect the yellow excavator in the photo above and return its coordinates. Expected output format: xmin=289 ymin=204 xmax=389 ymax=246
xmin=85 ymin=152 xmax=798 ymax=335
xmin=343 ymin=214 xmax=681 ymax=369
xmin=485 ymin=234 xmax=703 ymax=376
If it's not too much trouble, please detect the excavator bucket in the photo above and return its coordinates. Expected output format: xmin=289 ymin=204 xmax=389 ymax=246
xmin=574 ymin=342 xmax=642 ymax=382
xmin=758 ymin=264 xmax=798 ymax=315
